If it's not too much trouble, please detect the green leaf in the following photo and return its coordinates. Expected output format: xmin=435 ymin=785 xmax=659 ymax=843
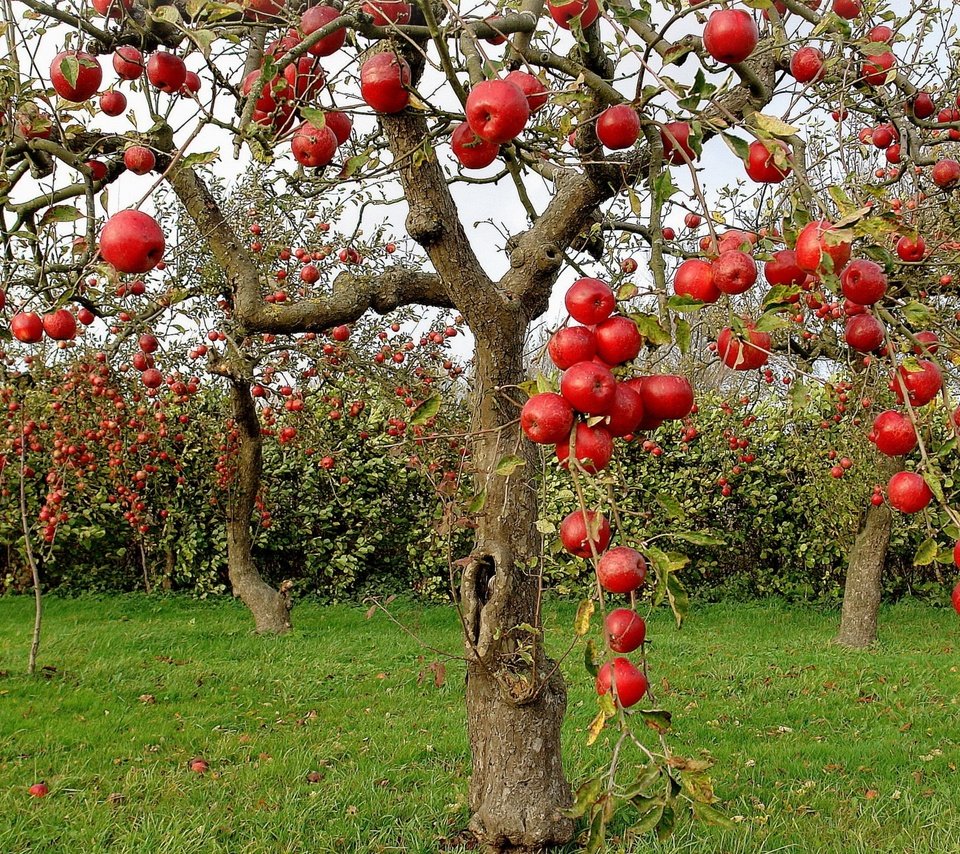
xmin=151 ymin=5 xmax=183 ymax=24
xmin=410 ymin=394 xmax=441 ymax=426
xmin=181 ymin=149 xmax=220 ymax=168
xmin=622 ymin=764 xmax=662 ymax=800
xmin=653 ymin=169 xmax=678 ymax=204
xmin=535 ymin=518 xmax=555 ymax=534
xmin=751 ymin=113 xmax=799 ymax=137
xmin=583 ymin=638 xmax=601 ymax=678
xmin=299 ymin=107 xmax=327 ymax=129
xmin=924 ymin=469 xmax=945 ymax=505
xmin=561 ymin=775 xmax=604 ymax=819
xmin=339 ymin=152 xmax=371 ymax=179
xmin=191 ymin=29 xmax=216 ymax=58
xmin=59 ymin=54 xmax=80 ymax=91
xmin=651 ymin=803 xmax=677 ymax=843
xmin=584 ymin=808 xmax=606 ymax=854
xmin=639 ymin=708 xmax=673 ymax=733
xmin=721 ymin=132 xmax=750 ymax=164
xmin=631 ymin=313 xmax=671 ymax=346
xmin=672 ymin=531 xmax=724 ymax=546
xmin=39 ymin=205 xmax=82 ymax=227
xmin=618 ymin=281 xmax=639 ymax=301
xmin=913 ymin=538 xmax=938 ymax=567
xmin=662 ymin=41 xmax=695 ymax=66
xmin=667 ymin=295 xmax=704 ymax=312
xmin=902 ymin=300 xmax=933 ymax=328
xmin=535 ymin=373 xmax=556 ymax=394
xmin=468 ymin=490 xmax=486 ymax=514
xmin=666 ymin=573 xmax=689 ymax=628
xmin=754 ymin=310 xmax=792 ymax=333
xmin=495 ymin=454 xmax=525 ymax=476
xmin=656 ymin=493 xmax=687 ymax=520
xmin=692 ymin=800 xmax=736 ymax=830
xmin=574 ymin=599 xmax=595 ymax=636
xmin=630 ymin=800 xmax=665 ymax=835
xmin=675 ymin=316 xmax=691 ymax=355
xmin=762 ymin=284 xmax=801 ymax=308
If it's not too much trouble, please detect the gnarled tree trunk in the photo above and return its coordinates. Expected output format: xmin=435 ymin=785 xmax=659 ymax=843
xmin=836 ymin=458 xmax=899 ymax=648
xmin=226 ymin=374 xmax=292 ymax=635
xmin=460 ymin=316 xmax=573 ymax=850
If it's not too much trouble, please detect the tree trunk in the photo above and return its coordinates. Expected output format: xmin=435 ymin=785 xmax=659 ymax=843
xmin=836 ymin=459 xmax=899 ymax=647
xmin=226 ymin=376 xmax=292 ymax=635
xmin=460 ymin=317 xmax=573 ymax=850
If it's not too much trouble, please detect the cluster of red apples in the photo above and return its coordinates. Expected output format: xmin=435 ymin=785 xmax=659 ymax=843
xmin=520 ymin=277 xmax=694 ymax=708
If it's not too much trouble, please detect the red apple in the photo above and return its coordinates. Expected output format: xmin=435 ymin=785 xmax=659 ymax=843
xmin=844 ymin=314 xmax=885 ymax=353
xmin=596 ymin=105 xmax=640 ymax=150
xmin=99 ymin=90 xmax=127 ymax=116
xmin=764 ymin=249 xmax=806 ymax=287
xmin=745 ymin=139 xmax=792 ymax=183
xmin=870 ymin=410 xmax=917 ymax=456
xmin=717 ymin=323 xmax=770 ymax=369
xmin=564 ymin=277 xmax=615 ymax=324
xmin=283 ymin=56 xmax=325 ymax=100
xmin=301 ymin=6 xmax=347 ymax=56
xmin=504 ymin=71 xmax=549 ymax=113
xmin=795 ymin=220 xmax=852 ymax=275
xmin=548 ymin=326 xmax=597 ymax=369
xmin=840 ymin=259 xmax=887 ymax=304
xmin=892 ymin=360 xmax=941 ymax=406
xmin=147 ymin=52 xmax=187 ymax=94
xmin=324 ymin=110 xmax=352 ymax=144
xmin=560 ymin=361 xmax=617 ymax=415
xmin=631 ymin=374 xmax=693 ymax=420
xmin=291 ymin=121 xmax=338 ymax=168
xmin=896 ymin=235 xmax=926 ymax=262
xmin=684 ymin=212 xmax=702 ymax=229
xmin=42 ymin=309 xmax=77 ymax=341
xmin=11 ymin=312 xmax=43 ymax=344
xmin=833 ymin=0 xmax=861 ymax=18
xmin=912 ymin=331 xmax=939 ymax=356
xmin=451 ymin=121 xmax=500 ymax=169
xmin=113 ymin=46 xmax=144 ymax=80
xmin=360 ymin=52 xmax=411 ymax=113
xmin=520 ymin=392 xmax=574 ymax=444
xmin=712 ymin=250 xmax=757 ymax=295
xmin=93 ymin=0 xmax=133 ymax=17
xmin=861 ymin=51 xmax=895 ymax=86
xmin=189 ymin=757 xmax=209 ymax=774
xmin=953 ymin=581 xmax=960 ymax=615
xmin=909 ymin=92 xmax=936 ymax=120
xmin=243 ymin=0 xmax=284 ymax=21
xmin=100 ymin=210 xmax=165 ymax=274
xmin=674 ymin=258 xmax=720 ymax=303
xmin=559 ymin=509 xmax=611 ymax=558
xmin=596 ymin=546 xmax=647 ymax=593
xmin=603 ymin=382 xmax=644 ymax=437
xmin=605 ymin=609 xmax=646 ymax=653
xmin=556 ymin=422 xmax=613 ymax=473
xmin=142 ymin=368 xmax=163 ymax=389
xmin=361 ymin=0 xmax=412 ymax=26
xmin=932 ymin=158 xmax=960 ymax=189
xmin=50 ymin=51 xmax=102 ymax=102
xmin=123 ymin=146 xmax=156 ymax=175
xmin=139 ymin=333 xmax=159 ymax=353
xmin=466 ymin=79 xmax=530 ymax=144
xmin=703 ymin=9 xmax=759 ymax=65
xmin=789 ymin=46 xmax=825 ymax=83
xmin=181 ymin=71 xmax=202 ymax=96
xmin=595 ymin=657 xmax=647 ymax=708
xmin=886 ymin=471 xmax=932 ymax=514
xmin=660 ymin=121 xmax=696 ymax=166
xmin=595 ymin=315 xmax=642 ymax=365
xmin=548 ymin=0 xmax=600 ymax=30
xmin=867 ymin=24 xmax=893 ymax=42
xmin=28 ymin=782 xmax=49 ymax=797
xmin=85 ymin=160 xmax=108 ymax=181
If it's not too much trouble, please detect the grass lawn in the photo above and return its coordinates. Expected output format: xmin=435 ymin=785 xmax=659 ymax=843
xmin=0 ymin=594 xmax=958 ymax=853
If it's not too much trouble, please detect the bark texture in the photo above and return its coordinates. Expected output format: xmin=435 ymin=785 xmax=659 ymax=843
xmin=226 ymin=374 xmax=292 ymax=635
xmin=460 ymin=320 xmax=573 ymax=850
xmin=836 ymin=500 xmax=892 ymax=648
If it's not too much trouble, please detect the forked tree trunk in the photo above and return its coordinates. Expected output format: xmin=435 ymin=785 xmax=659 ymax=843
xmin=836 ymin=459 xmax=898 ymax=648
xmin=226 ymin=377 xmax=292 ymax=635
xmin=461 ymin=318 xmax=573 ymax=850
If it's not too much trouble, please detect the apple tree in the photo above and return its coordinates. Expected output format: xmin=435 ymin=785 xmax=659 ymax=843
xmin=4 ymin=0 xmax=960 ymax=847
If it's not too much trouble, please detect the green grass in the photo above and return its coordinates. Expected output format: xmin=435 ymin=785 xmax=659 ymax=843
xmin=0 ymin=595 xmax=959 ymax=853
